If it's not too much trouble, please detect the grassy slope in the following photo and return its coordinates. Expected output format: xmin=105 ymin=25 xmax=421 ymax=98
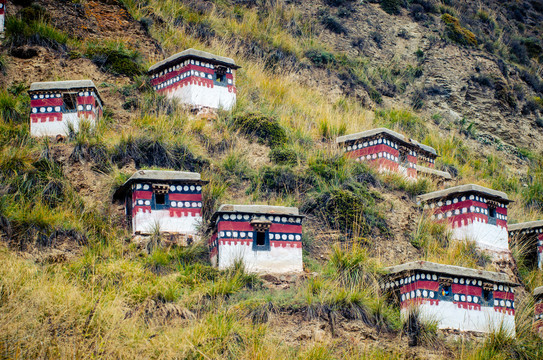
xmin=0 ymin=0 xmax=543 ymax=358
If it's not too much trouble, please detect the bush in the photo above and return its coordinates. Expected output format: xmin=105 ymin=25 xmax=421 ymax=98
xmin=374 ymin=109 xmax=428 ymax=139
xmin=111 ymin=134 xmax=208 ymax=171
xmin=471 ymin=74 xmax=495 ymax=88
xmin=0 ymin=90 xmax=28 ymax=124
xmin=380 ymin=0 xmax=402 ymax=15
xmin=252 ymin=165 xmax=313 ymax=196
xmin=230 ymin=112 xmax=287 ymax=147
xmin=269 ymin=147 xmax=299 ymax=166
xmin=5 ymin=17 xmax=68 ymax=51
xmin=441 ymin=14 xmax=478 ymax=46
xmin=305 ymin=49 xmax=336 ymax=67
xmin=320 ymin=14 xmax=348 ymax=34
xmin=85 ymin=41 xmax=144 ymax=78
xmin=302 ymin=182 xmax=389 ymax=237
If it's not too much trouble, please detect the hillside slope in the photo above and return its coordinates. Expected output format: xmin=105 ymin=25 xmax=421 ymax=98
xmin=0 ymin=0 xmax=543 ymax=358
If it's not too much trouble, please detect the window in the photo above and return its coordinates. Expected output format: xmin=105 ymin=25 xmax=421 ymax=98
xmin=251 ymin=216 xmax=271 ymax=251
xmin=155 ymin=193 xmax=165 ymax=205
xmin=488 ymin=205 xmax=497 ymax=225
xmin=483 ymin=289 xmax=492 ymax=301
xmin=216 ymin=66 xmax=228 ymax=83
xmin=63 ymin=93 xmax=77 ymax=112
xmin=399 ymin=150 xmax=408 ymax=165
xmin=256 ymin=231 xmax=266 ymax=246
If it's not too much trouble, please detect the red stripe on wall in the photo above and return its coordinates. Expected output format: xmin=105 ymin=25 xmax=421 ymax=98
xmin=133 ymin=190 xmax=153 ymax=199
xmin=217 ymin=221 xmax=302 ymax=233
xmin=31 ymin=98 xmax=63 ymax=107
xmin=347 ymin=144 xmax=398 ymax=158
xmin=30 ymin=113 xmax=62 ymax=122
xmin=168 ymin=193 xmax=202 ymax=201
xmin=452 ymin=284 xmax=482 ymax=296
xmin=494 ymin=291 xmax=514 ymax=301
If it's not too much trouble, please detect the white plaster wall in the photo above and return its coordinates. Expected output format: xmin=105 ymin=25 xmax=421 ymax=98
xmin=453 ymin=220 xmax=508 ymax=251
xmin=31 ymin=113 xmax=80 ymax=137
xmin=132 ymin=209 xmax=201 ymax=235
xmin=0 ymin=16 xmax=4 ymax=33
xmin=218 ymin=243 xmax=303 ymax=274
xmin=165 ymin=84 xmax=236 ymax=110
xmin=401 ymin=301 xmax=515 ymax=335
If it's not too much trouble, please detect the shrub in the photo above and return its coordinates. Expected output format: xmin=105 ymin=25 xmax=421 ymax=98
xmin=230 ymin=112 xmax=287 ymax=147
xmin=471 ymin=74 xmax=495 ymax=88
xmin=441 ymin=14 xmax=477 ymax=46
xmin=320 ymin=13 xmax=348 ymax=34
xmin=374 ymin=109 xmax=428 ymax=139
xmin=19 ymin=4 xmax=50 ymax=22
xmin=252 ymin=165 xmax=313 ymax=196
xmin=380 ymin=0 xmax=402 ymax=15
xmin=305 ymin=49 xmax=336 ymax=67
xmin=85 ymin=41 xmax=144 ymax=78
xmin=494 ymin=80 xmax=517 ymax=109
xmin=302 ymin=182 xmax=389 ymax=237
xmin=509 ymin=39 xmax=530 ymax=65
xmin=0 ymin=90 xmax=28 ymax=124
xmin=111 ymin=134 xmax=208 ymax=171
xmin=269 ymin=147 xmax=299 ymax=166
xmin=5 ymin=17 xmax=68 ymax=51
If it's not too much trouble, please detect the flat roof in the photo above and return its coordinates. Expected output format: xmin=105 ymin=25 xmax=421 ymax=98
xmin=535 ymin=286 xmax=543 ymax=298
xmin=336 ymin=128 xmax=437 ymax=156
xmin=384 ymin=261 xmax=519 ymax=286
xmin=417 ymin=165 xmax=452 ymax=180
xmin=417 ymin=184 xmax=510 ymax=204
xmin=211 ymin=204 xmax=302 ymax=222
xmin=508 ymin=220 xmax=543 ymax=233
xmin=148 ymin=48 xmax=240 ymax=73
xmin=113 ymin=170 xmax=206 ymax=202
xmin=29 ymin=80 xmax=102 ymax=103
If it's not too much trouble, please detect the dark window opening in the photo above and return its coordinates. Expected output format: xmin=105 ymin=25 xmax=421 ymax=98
xmin=216 ymin=73 xmax=226 ymax=82
xmin=155 ymin=193 xmax=165 ymax=205
xmin=63 ymin=93 xmax=77 ymax=111
xmin=256 ymin=232 xmax=266 ymax=246
xmin=488 ymin=206 xmax=497 ymax=218
xmin=483 ymin=289 xmax=492 ymax=301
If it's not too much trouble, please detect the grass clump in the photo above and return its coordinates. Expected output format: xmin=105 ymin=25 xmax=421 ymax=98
xmin=305 ymin=49 xmax=336 ymax=67
xmin=302 ymin=182 xmax=389 ymax=237
xmin=380 ymin=0 xmax=402 ymax=15
xmin=230 ymin=111 xmax=287 ymax=148
xmin=5 ymin=16 xmax=68 ymax=51
xmin=441 ymin=14 xmax=478 ymax=47
xmin=269 ymin=146 xmax=300 ymax=166
xmin=374 ymin=109 xmax=428 ymax=140
xmin=85 ymin=41 xmax=144 ymax=78
xmin=111 ymin=134 xmax=208 ymax=172
xmin=0 ymin=89 xmax=29 ymax=124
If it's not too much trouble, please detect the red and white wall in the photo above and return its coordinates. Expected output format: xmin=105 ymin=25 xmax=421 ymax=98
xmin=210 ymin=213 xmax=303 ymax=274
xmin=343 ymin=136 xmax=433 ymax=180
xmin=150 ymin=59 xmax=236 ymax=110
xmin=30 ymin=90 xmax=102 ymax=137
xmin=423 ymin=194 xmax=509 ymax=252
xmin=130 ymin=182 xmax=203 ymax=237
xmin=0 ymin=0 xmax=5 ymax=33
xmin=384 ymin=272 xmax=516 ymax=334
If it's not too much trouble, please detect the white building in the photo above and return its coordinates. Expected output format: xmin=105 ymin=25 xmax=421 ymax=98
xmin=28 ymin=80 xmax=103 ymax=137
xmin=418 ymin=184 xmax=511 ymax=254
xmin=113 ymin=170 xmax=207 ymax=244
xmin=209 ymin=205 xmax=304 ymax=274
xmin=148 ymin=48 xmax=240 ymax=110
xmin=383 ymin=261 xmax=518 ymax=334
xmin=509 ymin=220 xmax=543 ymax=270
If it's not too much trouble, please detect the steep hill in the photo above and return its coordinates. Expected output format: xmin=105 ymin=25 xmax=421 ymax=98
xmin=0 ymin=0 xmax=543 ymax=358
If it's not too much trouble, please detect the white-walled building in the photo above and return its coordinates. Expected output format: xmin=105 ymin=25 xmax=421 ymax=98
xmin=148 ymin=48 xmax=240 ymax=110
xmin=417 ymin=184 xmax=511 ymax=254
xmin=113 ymin=170 xmax=207 ymax=244
xmin=0 ymin=1 xmax=5 ymax=33
xmin=509 ymin=220 xmax=543 ymax=270
xmin=28 ymin=80 xmax=103 ymax=137
xmin=209 ymin=205 xmax=303 ymax=274
xmin=383 ymin=261 xmax=518 ymax=334
xmin=534 ymin=286 xmax=543 ymax=338
xmin=336 ymin=128 xmax=451 ymax=180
